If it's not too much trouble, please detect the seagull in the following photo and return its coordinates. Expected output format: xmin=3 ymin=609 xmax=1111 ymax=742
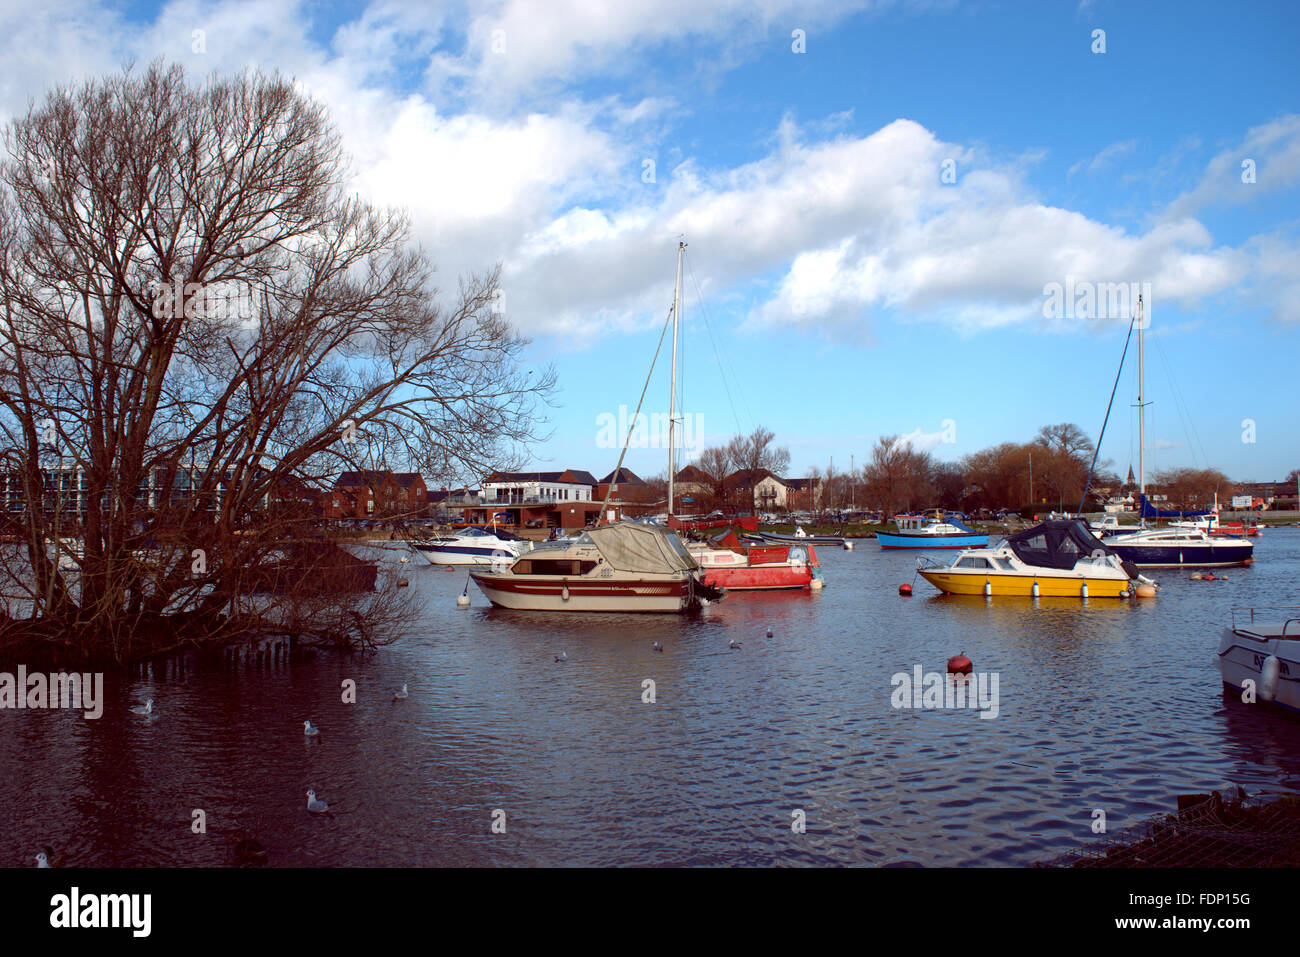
xmin=393 ymin=684 xmax=409 ymax=700
xmin=729 ymin=639 xmax=742 ymax=649
xmin=303 ymin=720 xmax=320 ymax=737
xmin=555 ymin=651 xmax=567 ymax=662
xmin=766 ymin=627 xmax=774 ymax=637
xmin=34 ymin=852 xmax=51 ymax=868
xmin=130 ymin=699 xmax=154 ymax=716
xmin=652 ymin=642 xmax=663 ymax=653
xmin=305 ymin=789 xmax=329 ymax=814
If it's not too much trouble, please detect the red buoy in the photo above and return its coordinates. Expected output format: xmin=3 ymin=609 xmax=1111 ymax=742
xmin=947 ymin=654 xmax=973 ymax=676
xmin=899 ymin=583 xmax=913 ymax=596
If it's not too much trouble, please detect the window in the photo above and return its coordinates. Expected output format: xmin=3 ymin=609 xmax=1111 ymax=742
xmin=512 ymin=559 xmax=597 ymax=576
xmin=957 ymin=557 xmax=990 ymax=568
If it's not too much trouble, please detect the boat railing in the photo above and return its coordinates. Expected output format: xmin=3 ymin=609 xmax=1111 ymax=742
xmin=1230 ymin=605 xmax=1300 ymax=633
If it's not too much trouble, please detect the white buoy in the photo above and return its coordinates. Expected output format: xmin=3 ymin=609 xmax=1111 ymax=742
xmin=810 ymin=578 xmax=824 ymax=590
xmin=843 ymin=541 xmax=854 ymax=551
xmin=1260 ymin=655 xmax=1281 ymax=702
xmin=456 ymin=594 xmax=470 ymax=607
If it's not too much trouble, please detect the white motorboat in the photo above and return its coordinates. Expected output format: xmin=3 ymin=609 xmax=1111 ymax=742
xmin=1218 ymin=606 xmax=1300 ymax=713
xmin=409 ymin=526 xmax=533 ymax=565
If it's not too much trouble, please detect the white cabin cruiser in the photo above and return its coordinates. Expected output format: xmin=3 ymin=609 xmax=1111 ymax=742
xmin=409 ymin=526 xmax=533 ymax=566
xmin=1218 ymin=606 xmax=1300 ymax=713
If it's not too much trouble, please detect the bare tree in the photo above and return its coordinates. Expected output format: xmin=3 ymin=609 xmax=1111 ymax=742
xmin=862 ymin=435 xmax=935 ymax=515
xmin=0 ymin=63 xmax=553 ymax=663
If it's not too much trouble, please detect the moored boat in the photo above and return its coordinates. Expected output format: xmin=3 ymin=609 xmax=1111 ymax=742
xmin=409 ymin=525 xmax=532 ymax=566
xmin=1217 ymin=606 xmax=1300 ymax=713
xmin=758 ymin=526 xmax=849 ymax=547
xmin=1105 ymin=525 xmax=1253 ymax=568
xmin=916 ymin=519 xmax=1151 ymax=598
xmin=877 ymin=514 xmax=988 ymax=550
xmin=469 ymin=521 xmax=721 ymax=612
xmin=689 ymin=536 xmax=821 ymax=590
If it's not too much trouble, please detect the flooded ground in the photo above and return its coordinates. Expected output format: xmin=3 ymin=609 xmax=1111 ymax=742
xmin=4 ymin=529 xmax=1299 ymax=866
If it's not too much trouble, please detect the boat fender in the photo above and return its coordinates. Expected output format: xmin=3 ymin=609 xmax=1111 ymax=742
xmin=810 ymin=578 xmax=823 ymax=590
xmin=561 ymin=585 xmax=570 ymax=601
xmin=947 ymin=654 xmax=973 ymax=676
xmin=983 ymin=580 xmax=991 ymax=597
xmin=1031 ymin=580 xmax=1039 ymax=598
xmin=1080 ymin=581 xmax=1088 ymax=599
xmin=1135 ymin=583 xmax=1157 ymax=598
xmin=1260 ymin=655 xmax=1280 ymax=702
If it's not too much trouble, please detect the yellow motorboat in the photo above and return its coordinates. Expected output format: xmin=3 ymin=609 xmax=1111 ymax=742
xmin=916 ymin=519 xmax=1155 ymax=598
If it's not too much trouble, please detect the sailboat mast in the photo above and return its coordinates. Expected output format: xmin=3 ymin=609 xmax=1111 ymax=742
xmin=668 ymin=241 xmax=684 ymax=518
xmin=1137 ymin=294 xmax=1146 ymax=510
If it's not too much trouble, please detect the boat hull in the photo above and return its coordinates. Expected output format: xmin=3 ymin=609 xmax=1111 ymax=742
xmin=701 ymin=564 xmax=813 ymax=590
xmin=917 ymin=569 xmax=1131 ymax=597
xmin=1107 ymin=540 xmax=1253 ymax=568
xmin=410 ymin=542 xmax=527 ymax=565
xmin=877 ymin=531 xmax=989 ymax=549
xmin=469 ymin=572 xmax=695 ymax=612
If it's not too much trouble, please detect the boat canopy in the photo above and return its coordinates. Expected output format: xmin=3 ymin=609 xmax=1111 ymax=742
xmin=586 ymin=522 xmax=699 ymax=573
xmin=1006 ymin=519 xmax=1118 ymax=570
xmin=1138 ymin=493 xmax=1210 ymax=519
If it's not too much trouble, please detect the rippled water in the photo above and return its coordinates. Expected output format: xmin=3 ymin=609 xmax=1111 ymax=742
xmin=4 ymin=530 xmax=1299 ymax=867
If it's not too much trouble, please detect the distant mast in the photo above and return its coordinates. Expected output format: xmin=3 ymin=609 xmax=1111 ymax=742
xmin=1136 ymin=294 xmax=1146 ymax=522
xmin=667 ymin=240 xmax=685 ymax=519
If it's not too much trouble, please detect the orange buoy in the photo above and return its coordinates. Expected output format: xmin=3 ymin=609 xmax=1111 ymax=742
xmin=947 ymin=654 xmax=973 ymax=676
xmin=899 ymin=583 xmax=913 ymax=596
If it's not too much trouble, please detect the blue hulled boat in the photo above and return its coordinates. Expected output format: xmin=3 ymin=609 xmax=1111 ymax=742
xmin=876 ymin=514 xmax=989 ymax=549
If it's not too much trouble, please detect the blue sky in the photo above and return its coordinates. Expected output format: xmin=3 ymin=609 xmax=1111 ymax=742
xmin=3 ymin=0 xmax=1297 ymax=483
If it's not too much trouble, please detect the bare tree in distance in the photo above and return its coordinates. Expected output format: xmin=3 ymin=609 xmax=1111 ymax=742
xmin=0 ymin=62 xmax=554 ymax=664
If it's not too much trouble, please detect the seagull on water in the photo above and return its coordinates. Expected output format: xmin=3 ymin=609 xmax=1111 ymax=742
xmin=652 ymin=642 xmax=663 ymax=653
xmin=393 ymin=684 xmax=409 ymax=700
xmin=729 ymin=638 xmax=742 ymax=649
xmin=555 ymin=651 xmax=567 ymax=662
xmin=305 ymin=789 xmax=329 ymax=813
xmin=34 ymin=852 xmax=51 ymax=868
xmin=130 ymin=699 xmax=154 ymax=716
xmin=303 ymin=720 xmax=320 ymax=737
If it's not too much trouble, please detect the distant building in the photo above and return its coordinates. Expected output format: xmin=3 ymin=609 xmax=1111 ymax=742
xmin=330 ymin=469 xmax=428 ymax=519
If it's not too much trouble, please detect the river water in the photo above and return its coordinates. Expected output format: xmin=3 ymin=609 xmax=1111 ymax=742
xmin=4 ymin=529 xmax=1299 ymax=867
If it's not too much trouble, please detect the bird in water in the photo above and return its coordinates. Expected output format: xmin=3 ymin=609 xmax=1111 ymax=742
xmin=555 ymin=651 xmax=567 ymax=662
xmin=34 ymin=852 xmax=51 ymax=868
xmin=393 ymin=683 xmax=409 ymax=700
xmin=306 ymin=789 xmax=329 ymax=814
xmin=130 ymin=699 xmax=154 ymax=716
xmin=729 ymin=638 xmax=742 ymax=649
xmin=652 ymin=642 xmax=663 ymax=653
xmin=303 ymin=720 xmax=320 ymax=737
